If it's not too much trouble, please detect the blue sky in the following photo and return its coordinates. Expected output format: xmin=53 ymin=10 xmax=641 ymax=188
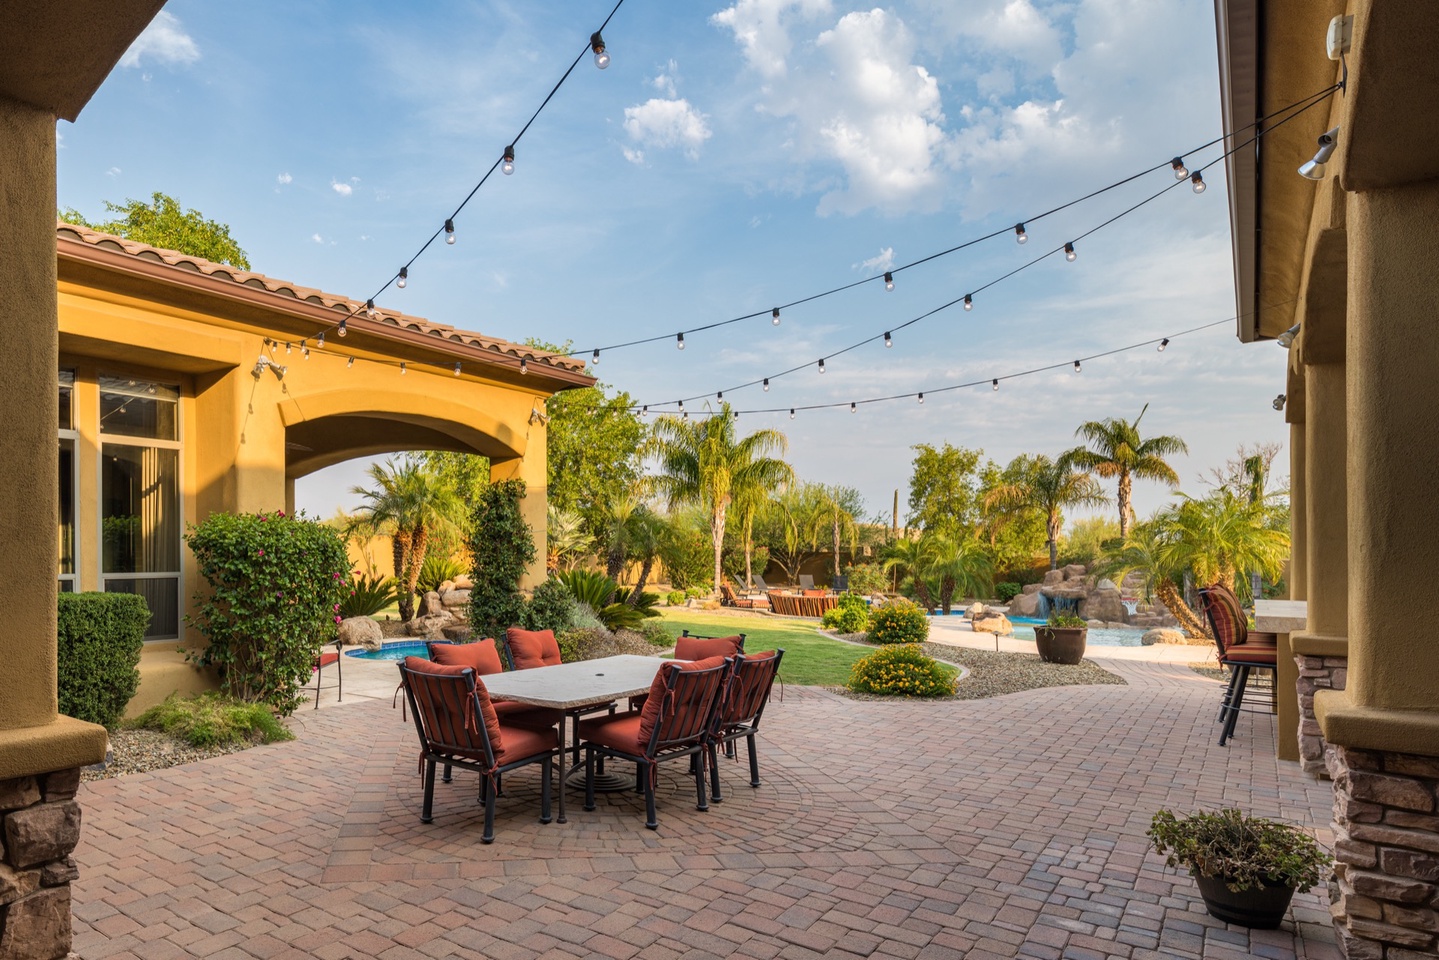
xmin=59 ymin=0 xmax=1293 ymax=525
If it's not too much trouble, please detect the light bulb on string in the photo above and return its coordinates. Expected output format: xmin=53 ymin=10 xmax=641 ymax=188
xmin=445 ymin=219 xmax=455 ymax=245
xmin=592 ymin=349 xmax=600 ymax=365
xmin=641 ymin=405 xmax=648 ymax=417
xmin=502 ymin=145 xmax=515 ymax=176
xmin=883 ymin=271 xmax=894 ymax=292
xmin=884 ymin=332 xmax=892 ymax=348
xmin=285 ymin=342 xmax=292 ymax=355
xmin=789 ymin=409 xmax=795 ymax=420
xmin=1064 ymin=242 xmax=1077 ymax=262
xmin=818 ymin=358 xmax=826 ymax=374
xmin=338 ymin=319 xmax=348 ymax=337
xmin=1158 ymin=338 xmax=1169 ymax=352
xmin=1014 ymin=223 xmax=1027 ymax=244
xmin=682 ymin=411 xmax=689 ymax=420
xmin=992 ymin=379 xmax=999 ymax=391
xmin=850 ymin=402 xmax=857 ymax=414
xmin=676 ymin=333 xmax=685 ymax=350
xmin=454 ymin=363 xmax=461 ymax=376
xmin=1171 ymin=157 xmax=1189 ymax=180
xmin=677 ymin=400 xmax=684 ymax=411
xmin=590 ymin=32 xmax=609 ymax=69
xmin=520 ymin=358 xmax=528 ymax=375
xmin=302 ymin=343 xmax=310 ymax=359
xmin=397 ymin=266 xmax=408 ymax=289
xmin=401 ymin=362 xmax=409 ymax=375
xmin=717 ymin=391 xmax=723 ymax=400
xmin=964 ymin=294 xmax=973 ymax=311
xmin=1191 ymin=171 xmax=1206 ymax=194
xmin=1073 ymin=360 xmax=1082 ymax=373
xmin=365 ymin=300 xmax=375 ymax=318
xmin=762 ymin=378 xmax=770 ymax=392
xmin=917 ymin=393 xmax=924 ymax=405
xmin=317 ymin=332 xmax=325 ymax=348
xmin=733 ymin=410 xmax=739 ymax=420
xmin=771 ymin=308 xmax=780 ymax=326
xmin=346 ymin=357 xmax=354 ymax=368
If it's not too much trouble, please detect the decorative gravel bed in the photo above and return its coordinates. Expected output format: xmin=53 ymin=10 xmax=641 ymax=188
xmin=833 ymin=635 xmax=1126 ymax=701
xmin=81 ymin=729 xmax=262 ymax=782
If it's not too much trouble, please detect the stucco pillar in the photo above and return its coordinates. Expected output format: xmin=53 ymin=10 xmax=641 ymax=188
xmin=1288 ymin=421 xmax=1307 ymax=601
xmin=1300 ymin=363 xmax=1347 ymax=634
xmin=490 ymin=428 xmax=548 ymax=590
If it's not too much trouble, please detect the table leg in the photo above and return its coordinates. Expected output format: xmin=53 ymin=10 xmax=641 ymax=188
xmin=556 ymin=715 xmax=567 ymax=823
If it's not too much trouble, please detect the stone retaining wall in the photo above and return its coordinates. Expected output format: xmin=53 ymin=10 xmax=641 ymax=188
xmin=1298 ymin=654 xmax=1348 ymax=778
xmin=1325 ymin=745 xmax=1439 ymax=959
xmin=0 ymin=768 xmax=83 ymax=960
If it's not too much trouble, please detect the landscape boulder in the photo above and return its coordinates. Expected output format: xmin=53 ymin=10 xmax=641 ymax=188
xmin=420 ymin=591 xmax=445 ymax=617
xmin=966 ymin=602 xmax=986 ymax=620
xmin=1007 ymin=591 xmax=1041 ymax=617
xmin=972 ymin=613 xmax=1013 ymax=636
xmin=1142 ymin=628 xmax=1186 ymax=646
xmin=405 ymin=611 xmax=454 ymax=639
xmin=452 ymin=574 xmax=473 ymax=590
xmin=1079 ymin=584 xmax=1127 ymax=623
xmin=440 ymin=588 xmax=470 ymax=610
xmin=338 ymin=616 xmax=383 ymax=651
xmin=1041 ymin=569 xmax=1064 ymax=587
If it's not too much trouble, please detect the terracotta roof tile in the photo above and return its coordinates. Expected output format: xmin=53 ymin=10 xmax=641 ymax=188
xmin=56 ymin=222 xmax=586 ymax=373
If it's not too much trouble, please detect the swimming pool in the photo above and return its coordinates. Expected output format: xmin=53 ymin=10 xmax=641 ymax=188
xmin=1009 ymin=624 xmax=1145 ymax=647
xmin=344 ymin=640 xmax=431 ymax=662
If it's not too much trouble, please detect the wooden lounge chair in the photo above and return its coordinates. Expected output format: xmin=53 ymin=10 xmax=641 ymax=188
xmin=397 ymin=656 xmax=558 ymax=843
xmin=706 ymin=649 xmax=784 ymax=802
xmin=720 ymin=582 xmax=769 ymax=610
xmin=798 ymin=574 xmax=816 ymax=590
xmin=1197 ymin=585 xmax=1278 ymax=747
xmin=752 ymin=574 xmax=771 ymax=591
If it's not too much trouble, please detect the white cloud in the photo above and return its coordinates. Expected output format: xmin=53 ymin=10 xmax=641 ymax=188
xmin=623 ymin=99 xmax=713 ymax=159
xmin=331 ymin=180 xmax=353 ymax=196
xmin=119 ymin=12 xmax=200 ymax=69
xmin=276 ymin=172 xmax=293 ymax=185
xmin=943 ymin=0 xmax=1062 ymax=77
xmin=855 ymin=247 xmax=895 ymax=273
xmin=622 ymin=146 xmax=646 ymax=165
xmin=652 ymin=59 xmax=680 ymax=97
xmin=105 ymin=167 xmax=121 ymax=178
xmin=711 ymin=0 xmax=833 ymax=79
xmin=311 ymin=233 xmax=324 ymax=244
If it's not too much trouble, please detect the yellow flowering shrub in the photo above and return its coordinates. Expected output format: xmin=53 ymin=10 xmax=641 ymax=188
xmin=847 ymin=644 xmax=956 ymax=697
xmin=866 ymin=598 xmax=929 ymax=645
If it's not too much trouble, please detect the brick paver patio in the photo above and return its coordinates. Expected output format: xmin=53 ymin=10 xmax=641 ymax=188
xmin=72 ymin=658 xmax=1339 ymax=960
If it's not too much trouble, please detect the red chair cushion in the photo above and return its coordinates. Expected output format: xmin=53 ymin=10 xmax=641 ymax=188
xmin=577 ymin=711 xmax=644 ymax=755
xmin=402 ymin=656 xmax=503 ymax=753
xmin=493 ymin=701 xmax=564 ymax=731
xmin=1223 ymin=646 xmax=1277 ymax=665
xmin=505 ymin=627 xmax=563 ymax=670
xmin=638 ymin=656 xmax=728 ymax=748
xmin=430 ymin=638 xmax=504 ymax=675
xmin=802 ymin=589 xmax=826 ymax=598
xmin=674 ymin=635 xmax=743 ymax=661
xmin=317 ymin=651 xmax=340 ymax=668
xmin=494 ymin=724 xmax=559 ymax=765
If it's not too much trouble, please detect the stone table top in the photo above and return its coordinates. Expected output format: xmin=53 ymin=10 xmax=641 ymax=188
xmin=480 ymin=655 xmax=666 ymax=710
xmin=1255 ymin=599 xmax=1308 ymax=633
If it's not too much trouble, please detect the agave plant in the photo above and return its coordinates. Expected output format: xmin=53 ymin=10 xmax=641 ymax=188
xmin=416 ymin=554 xmax=465 ymax=595
xmin=339 ymin=573 xmax=398 ymax=618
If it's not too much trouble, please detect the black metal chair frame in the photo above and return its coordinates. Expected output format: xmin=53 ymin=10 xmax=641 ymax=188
xmin=798 ymin=574 xmax=816 ymax=590
xmin=397 ymin=660 xmax=557 ymax=844
xmin=496 ymin=629 xmax=617 ymax=771
xmin=706 ymin=649 xmax=784 ymax=803
xmin=310 ymin=638 xmax=342 ymax=709
xmin=583 ymin=660 xmax=730 ymax=830
xmin=1198 ymin=587 xmax=1278 ymax=747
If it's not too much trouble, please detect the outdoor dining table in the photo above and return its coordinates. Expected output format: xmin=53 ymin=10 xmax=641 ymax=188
xmin=481 ymin=654 xmax=667 ymax=824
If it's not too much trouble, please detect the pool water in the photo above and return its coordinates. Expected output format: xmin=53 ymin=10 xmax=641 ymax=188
xmin=1009 ymin=625 xmax=1145 ymax=647
xmin=345 ymin=640 xmax=432 ymax=661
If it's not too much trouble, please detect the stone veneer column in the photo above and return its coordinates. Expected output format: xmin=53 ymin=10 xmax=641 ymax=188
xmin=1318 ymin=175 xmax=1439 ymax=960
xmin=0 ymin=770 xmax=84 ymax=960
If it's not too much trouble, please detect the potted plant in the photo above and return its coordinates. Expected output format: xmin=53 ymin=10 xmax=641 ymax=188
xmin=1033 ymin=611 xmax=1087 ymax=664
xmin=1148 ymin=808 xmax=1332 ymax=929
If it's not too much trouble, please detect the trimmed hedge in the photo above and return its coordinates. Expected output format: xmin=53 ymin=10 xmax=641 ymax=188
xmin=821 ymin=592 xmax=871 ymax=634
xmin=995 ymin=582 xmax=1022 ymax=603
xmin=468 ymin=480 xmax=533 ymax=641
xmin=866 ymin=598 xmax=930 ymax=645
xmin=57 ymin=592 xmax=149 ymax=728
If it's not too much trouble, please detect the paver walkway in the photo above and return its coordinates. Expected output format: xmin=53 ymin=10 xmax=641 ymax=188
xmin=72 ymin=658 xmax=1338 ymax=960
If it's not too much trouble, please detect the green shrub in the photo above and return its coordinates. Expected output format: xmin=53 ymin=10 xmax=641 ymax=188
xmin=468 ymin=480 xmax=534 ymax=639
xmin=685 ymin=585 xmax=710 ymax=599
xmin=866 ymin=598 xmax=930 ymax=645
xmin=636 ymin=619 xmax=674 ymax=647
xmin=843 ymin=562 xmax=889 ymax=595
xmin=57 ymin=592 xmax=148 ymax=728
xmin=995 ymin=582 xmax=1022 ymax=603
xmin=186 ymin=510 xmax=350 ymax=715
xmin=417 ymin=554 xmax=466 ymax=595
xmin=659 ymin=520 xmax=712 ymax=589
xmin=821 ymin=593 xmax=871 ymax=634
xmin=1149 ymin=808 xmax=1332 ymax=894
xmin=557 ymin=569 xmax=620 ymax=608
xmin=571 ymin=603 xmax=606 ymax=632
xmin=1047 ymin=610 xmax=1087 ymax=628
xmin=340 ymin=573 xmax=397 ymax=618
xmin=523 ymin=577 xmax=579 ymax=634
xmin=130 ymin=693 xmax=294 ymax=748
xmin=556 ymin=626 xmax=659 ymax=662
xmin=665 ymin=589 xmax=686 ymax=606
xmin=848 ymin=644 xmax=955 ymax=697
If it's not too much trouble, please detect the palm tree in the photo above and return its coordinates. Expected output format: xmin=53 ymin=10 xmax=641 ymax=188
xmin=1161 ymin=491 xmax=1290 ymax=601
xmin=624 ymin=507 xmax=667 ymax=605
xmin=546 ymin=504 xmax=590 ymax=574
xmin=1094 ymin=518 xmax=1211 ymax=639
xmin=919 ymin=532 xmax=994 ymax=615
xmin=881 ymin=535 xmax=930 ymax=607
xmin=983 ymin=454 xmax=1109 ymax=570
xmin=349 ymin=458 xmax=463 ymax=621
xmin=764 ymin=485 xmax=825 ymax=584
xmin=1068 ymin=404 xmax=1188 ymax=538
xmin=811 ymin=484 xmax=862 ymax=580
xmin=644 ymin=404 xmax=794 ymax=597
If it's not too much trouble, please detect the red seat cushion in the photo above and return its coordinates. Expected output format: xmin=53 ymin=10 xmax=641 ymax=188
xmin=430 ymin=638 xmax=504 ymax=675
xmin=493 ymin=724 xmax=558 ymax=765
xmin=317 ymin=651 xmax=340 ymax=668
xmin=802 ymin=589 xmax=826 ymax=598
xmin=505 ymin=627 xmax=563 ymax=670
xmin=402 ymin=656 xmax=502 ymax=752
xmin=674 ymin=635 xmax=743 ymax=661
xmin=1223 ymin=646 xmax=1277 ymax=665
xmin=577 ymin=711 xmax=644 ymax=755
xmin=493 ymin=701 xmax=563 ymax=730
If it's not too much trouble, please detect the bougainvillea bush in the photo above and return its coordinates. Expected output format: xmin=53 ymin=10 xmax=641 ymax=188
xmin=185 ymin=509 xmax=350 ymax=714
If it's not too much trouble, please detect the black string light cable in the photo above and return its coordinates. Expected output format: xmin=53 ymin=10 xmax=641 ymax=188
xmin=635 ymin=86 xmax=1339 ymax=412
xmin=574 ymin=81 xmax=1342 ymax=361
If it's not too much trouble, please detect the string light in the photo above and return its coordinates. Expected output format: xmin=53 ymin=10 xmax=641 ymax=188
xmin=818 ymin=358 xmax=826 ymax=374
xmin=884 ymin=332 xmax=892 ymax=348
xmin=445 ymin=219 xmax=456 ymax=245
xmin=850 ymin=402 xmax=857 ymax=414
xmin=682 ymin=411 xmax=689 ymax=419
xmin=338 ymin=318 xmax=348 ymax=337
xmin=285 ymin=342 xmax=292 ymax=355
xmin=317 ymin=332 xmax=325 ymax=347
xmin=590 ymin=31 xmax=609 ymax=69
xmin=1191 ymin=171 xmax=1206 ymax=194
xmin=762 ymin=378 xmax=770 ymax=392
xmin=676 ymin=332 xmax=685 ymax=350
xmin=347 ymin=357 xmax=354 ymax=368
xmin=454 ymin=362 xmax=461 ymax=376
xmin=365 ymin=300 xmax=375 ymax=318
xmin=918 ymin=393 xmax=924 ymax=404
xmin=302 ymin=343 xmax=310 ymax=359
xmin=789 ymin=409 xmax=795 ymax=419
xmin=1171 ymin=157 xmax=1189 ymax=179
xmin=883 ymin=271 xmax=895 ymax=292
xmin=733 ymin=409 xmax=739 ymax=420
xmin=964 ymin=294 xmax=973 ymax=311
xmin=678 ymin=399 xmax=684 ymax=411
xmin=717 ymin=390 xmax=723 ymax=400
xmin=1158 ymin=338 xmax=1169 ymax=352
xmin=1073 ymin=359 xmax=1082 ymax=373
xmin=771 ymin=308 xmax=780 ymax=326
xmin=397 ymin=266 xmax=408 ymax=289
xmin=1014 ymin=223 xmax=1028 ymax=244
xmin=592 ymin=348 xmax=600 ymax=365
xmin=1064 ymin=242 xmax=1077 ymax=262
xmin=400 ymin=362 xmax=407 ymax=375
xmin=992 ymin=379 xmax=999 ymax=391
xmin=520 ymin=357 xmax=528 ymax=374
xmin=502 ymin=145 xmax=516 ymax=176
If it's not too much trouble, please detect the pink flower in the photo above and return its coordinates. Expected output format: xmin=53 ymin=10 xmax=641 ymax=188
xmin=333 ymin=603 xmax=341 ymax=612
xmin=334 ymin=615 xmax=342 ymax=623
xmin=257 ymin=548 xmax=265 ymax=556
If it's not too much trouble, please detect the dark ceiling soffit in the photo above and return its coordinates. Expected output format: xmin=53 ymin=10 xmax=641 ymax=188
xmin=1215 ymin=0 xmax=1262 ymax=343
xmin=57 ymin=236 xmax=595 ymax=390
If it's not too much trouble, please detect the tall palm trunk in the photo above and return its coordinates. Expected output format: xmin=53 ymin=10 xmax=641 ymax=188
xmin=711 ymin=502 xmax=727 ymax=597
xmin=406 ymin=522 xmax=429 ymax=611
xmin=743 ymin=511 xmax=755 ymax=588
xmin=606 ymin=550 xmax=624 ymax=583
xmin=913 ymin=575 xmax=933 ymax=610
xmin=629 ymin=556 xmax=655 ymax=605
xmin=392 ymin=529 xmax=414 ymax=622
xmin=1156 ymin=576 xmax=1210 ymax=639
xmin=940 ymin=575 xmax=955 ymax=615
xmin=1046 ymin=511 xmax=1061 ymax=570
xmin=1118 ymin=472 xmax=1134 ymax=538
xmin=832 ymin=515 xmax=842 ymax=578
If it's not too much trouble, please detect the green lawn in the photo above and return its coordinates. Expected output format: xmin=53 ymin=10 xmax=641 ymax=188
xmin=656 ymin=610 xmax=870 ymax=686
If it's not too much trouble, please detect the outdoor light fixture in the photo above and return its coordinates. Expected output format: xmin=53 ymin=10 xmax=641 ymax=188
xmin=445 ymin=219 xmax=456 ymax=244
xmin=1073 ymin=359 xmax=1082 ymax=373
xmin=917 ymin=393 xmax=924 ymax=404
xmin=1171 ymin=157 xmax=1189 ymax=180
xmin=1190 ymin=171 xmax=1206 ymax=194
xmin=884 ymin=271 xmax=895 ymax=291
xmin=1158 ymin=338 xmax=1169 ymax=352
xmin=338 ymin=318 xmax=348 ymax=337
xmin=454 ymin=363 xmax=461 ymax=376
xmin=397 ymin=266 xmax=408 ymax=288
xmin=592 ymin=348 xmax=600 ymax=365
xmin=1298 ymin=127 xmax=1340 ymax=180
xmin=964 ymin=294 xmax=973 ymax=311
xmin=771 ymin=307 xmax=781 ymax=325
xmin=884 ymin=331 xmax=892 ymax=347
xmin=762 ymin=378 xmax=770 ymax=392
xmin=850 ymin=402 xmax=857 ymax=414
xmin=717 ymin=391 xmax=723 ymax=400
xmin=520 ymin=357 xmax=528 ymax=374
xmin=676 ymin=332 xmax=685 ymax=350
xmin=992 ymin=379 xmax=999 ymax=391
xmin=400 ymin=362 xmax=407 ymax=375
xmin=1014 ymin=223 xmax=1028 ymax=244
xmin=1273 ymin=394 xmax=1287 ymax=411
xmin=346 ymin=356 xmax=354 ymax=368
xmin=590 ymin=31 xmax=609 ymax=69
xmin=251 ymin=357 xmax=286 ymax=382
xmin=365 ymin=299 xmax=375 ymax=318
xmin=285 ymin=342 xmax=292 ymax=354
xmin=1277 ymin=323 xmax=1301 ymax=348
xmin=788 ymin=409 xmax=795 ymax=419
xmin=677 ymin=399 xmax=684 ymax=411
xmin=1064 ymin=242 xmax=1077 ymax=262
xmin=641 ymin=405 xmax=648 ymax=417
xmin=818 ymin=358 xmax=826 ymax=374
xmin=301 ymin=343 xmax=310 ymax=359
xmin=502 ymin=145 xmax=516 ymax=175
xmin=733 ymin=410 xmax=739 ymax=420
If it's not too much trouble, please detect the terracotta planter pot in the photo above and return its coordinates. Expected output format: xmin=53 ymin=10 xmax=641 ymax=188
xmin=1033 ymin=626 xmax=1087 ymax=664
xmin=1193 ymin=873 xmax=1296 ymax=929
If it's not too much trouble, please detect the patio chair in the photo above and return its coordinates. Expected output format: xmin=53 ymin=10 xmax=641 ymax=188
xmin=721 ymin=582 xmax=770 ymax=610
xmin=397 ymin=656 xmax=558 ymax=843
xmin=705 ymin=649 xmax=784 ymax=802
xmin=578 ymin=656 xmax=731 ymax=829
xmin=752 ymin=574 xmax=770 ymax=591
xmin=499 ymin=626 xmax=564 ymax=671
xmin=427 ymin=639 xmax=562 ymax=731
xmin=798 ymin=574 xmax=816 ymax=590
xmin=1197 ymin=585 xmax=1278 ymax=747
xmin=675 ymin=630 xmax=745 ymax=660
xmin=309 ymin=638 xmax=342 ymax=710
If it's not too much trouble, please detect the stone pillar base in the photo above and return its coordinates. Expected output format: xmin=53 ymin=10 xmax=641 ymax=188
xmin=1298 ymin=652 xmax=1349 ymax=777
xmin=1325 ymin=744 xmax=1439 ymax=959
xmin=0 ymin=769 xmax=83 ymax=960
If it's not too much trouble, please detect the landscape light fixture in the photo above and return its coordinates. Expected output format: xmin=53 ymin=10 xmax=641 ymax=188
xmin=1298 ymin=127 xmax=1340 ymax=180
xmin=1273 ymin=394 xmax=1287 ymax=412
xmin=397 ymin=266 xmax=408 ymax=288
xmin=251 ymin=357 xmax=286 ymax=382
xmin=1064 ymin=242 xmax=1077 ymax=262
xmin=502 ymin=145 xmax=516 ymax=175
xmin=1277 ymin=323 xmax=1301 ymax=348
xmin=590 ymin=31 xmax=609 ymax=69
xmin=1171 ymin=157 xmax=1189 ymax=180
xmin=445 ymin=219 xmax=456 ymax=244
xmin=1014 ymin=223 xmax=1028 ymax=244
xmin=772 ymin=307 xmax=781 ymax=325
xmin=1158 ymin=338 xmax=1169 ymax=352
xmin=1190 ymin=171 xmax=1206 ymax=194
xmin=883 ymin=271 xmax=895 ymax=291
